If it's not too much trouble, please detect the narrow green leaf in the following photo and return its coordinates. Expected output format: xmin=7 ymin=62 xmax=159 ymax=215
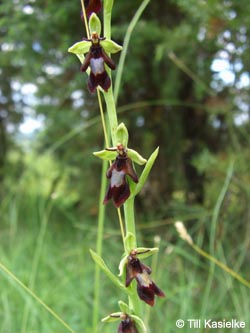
xmin=93 ymin=150 xmax=117 ymax=161
xmin=100 ymin=39 xmax=123 ymax=53
xmin=133 ymin=147 xmax=159 ymax=196
xmin=89 ymin=13 xmax=102 ymax=35
xmin=89 ymin=249 xmax=128 ymax=293
xmin=127 ymin=148 xmax=147 ymax=166
xmin=116 ymin=123 xmax=128 ymax=147
xmin=68 ymin=41 xmax=91 ymax=55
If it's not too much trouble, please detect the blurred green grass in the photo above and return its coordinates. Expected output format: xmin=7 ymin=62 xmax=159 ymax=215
xmin=1 ymin=168 xmax=249 ymax=333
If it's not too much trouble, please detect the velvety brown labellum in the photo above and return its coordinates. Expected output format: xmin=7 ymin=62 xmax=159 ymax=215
xmin=103 ymin=152 xmax=138 ymax=208
xmin=126 ymin=253 xmax=165 ymax=306
xmin=118 ymin=317 xmax=138 ymax=333
xmin=136 ymin=278 xmax=165 ymax=306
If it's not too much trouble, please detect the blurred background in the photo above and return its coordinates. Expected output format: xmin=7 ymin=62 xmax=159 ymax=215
xmin=0 ymin=0 xmax=249 ymax=332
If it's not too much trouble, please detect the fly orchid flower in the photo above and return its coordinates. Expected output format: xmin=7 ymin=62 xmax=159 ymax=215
xmin=126 ymin=250 xmax=165 ymax=306
xmin=83 ymin=0 xmax=102 ymax=17
xmin=81 ymin=32 xmax=116 ymax=93
xmin=68 ymin=13 xmax=122 ymax=94
xmin=103 ymin=144 xmax=138 ymax=208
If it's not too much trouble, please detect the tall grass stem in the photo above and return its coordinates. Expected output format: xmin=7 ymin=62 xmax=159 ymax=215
xmin=0 ymin=262 xmax=75 ymax=333
xmin=114 ymin=0 xmax=150 ymax=103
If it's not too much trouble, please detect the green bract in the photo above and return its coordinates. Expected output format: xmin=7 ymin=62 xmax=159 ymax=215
xmin=68 ymin=41 xmax=91 ymax=55
xmin=100 ymin=39 xmax=123 ymax=53
xmin=89 ymin=13 xmax=101 ymax=35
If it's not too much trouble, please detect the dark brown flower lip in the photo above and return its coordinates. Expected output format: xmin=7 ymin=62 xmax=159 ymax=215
xmin=118 ymin=315 xmax=138 ymax=333
xmin=103 ymin=147 xmax=138 ymax=207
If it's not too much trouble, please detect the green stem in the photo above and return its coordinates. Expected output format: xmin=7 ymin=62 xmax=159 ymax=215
xmin=201 ymin=161 xmax=234 ymax=317
xmin=124 ymin=198 xmax=137 ymax=247
xmin=103 ymin=89 xmax=118 ymax=145
xmin=124 ymin=199 xmax=142 ymax=317
xmin=103 ymin=0 xmax=143 ymax=324
xmin=209 ymin=161 xmax=234 ymax=255
xmin=191 ymin=243 xmax=250 ymax=288
xmin=92 ymin=159 xmax=109 ymax=333
xmin=21 ymin=199 xmax=52 ymax=333
xmin=103 ymin=0 xmax=114 ymax=39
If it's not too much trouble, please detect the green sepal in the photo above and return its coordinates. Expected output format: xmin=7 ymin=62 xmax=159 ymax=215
xmin=100 ymin=39 xmax=123 ymax=53
xmin=102 ymin=312 xmax=122 ymax=323
xmin=118 ymin=254 xmax=127 ymax=277
xmin=93 ymin=150 xmax=117 ymax=161
xmin=133 ymin=147 xmax=159 ymax=196
xmin=124 ymin=232 xmax=136 ymax=253
xmin=68 ymin=41 xmax=91 ymax=55
xmin=89 ymin=249 xmax=128 ymax=293
xmin=76 ymin=54 xmax=85 ymax=64
xmin=130 ymin=314 xmax=146 ymax=333
xmin=116 ymin=123 xmax=128 ymax=147
xmin=127 ymin=148 xmax=147 ymax=166
xmin=135 ymin=247 xmax=159 ymax=259
xmin=118 ymin=301 xmax=130 ymax=314
xmin=89 ymin=13 xmax=102 ymax=35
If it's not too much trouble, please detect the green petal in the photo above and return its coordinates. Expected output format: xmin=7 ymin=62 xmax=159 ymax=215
xmin=127 ymin=148 xmax=147 ymax=165
xmin=135 ymin=247 xmax=159 ymax=259
xmin=89 ymin=13 xmax=101 ymax=35
xmin=68 ymin=41 xmax=91 ymax=55
xmin=100 ymin=39 xmax=123 ymax=53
